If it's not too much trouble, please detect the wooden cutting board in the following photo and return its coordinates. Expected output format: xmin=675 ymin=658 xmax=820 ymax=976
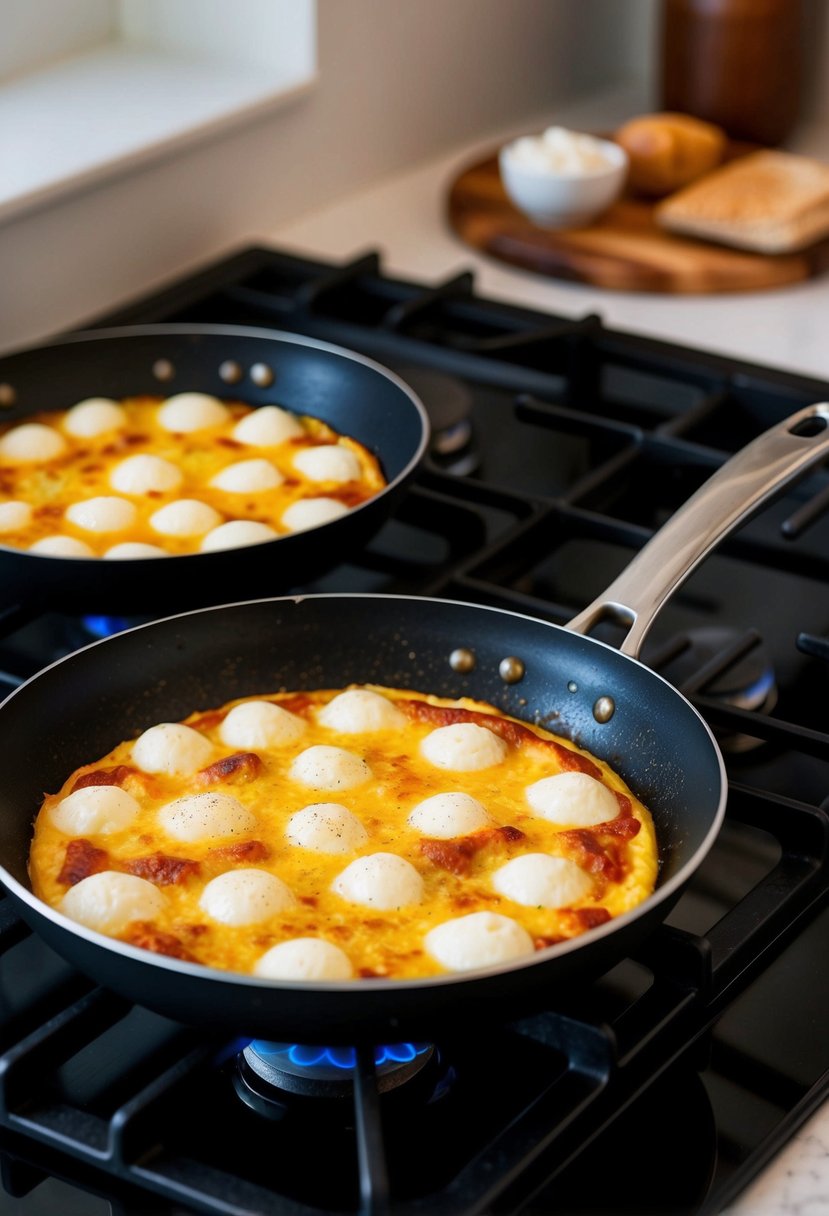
xmin=447 ymin=151 xmax=829 ymax=294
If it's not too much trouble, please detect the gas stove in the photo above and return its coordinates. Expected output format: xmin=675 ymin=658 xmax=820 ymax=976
xmin=0 ymin=245 xmax=827 ymax=1216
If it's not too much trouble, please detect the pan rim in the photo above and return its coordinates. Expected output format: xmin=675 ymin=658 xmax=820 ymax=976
xmin=0 ymin=592 xmax=728 ymax=994
xmin=0 ymin=323 xmax=430 ymax=565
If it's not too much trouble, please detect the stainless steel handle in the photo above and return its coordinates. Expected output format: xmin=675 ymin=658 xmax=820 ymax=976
xmin=567 ymin=403 xmax=829 ymax=658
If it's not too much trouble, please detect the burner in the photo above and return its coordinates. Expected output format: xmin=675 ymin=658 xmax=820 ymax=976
xmin=393 ymin=366 xmax=479 ymax=474
xmin=234 ymin=1040 xmax=435 ymax=1110
xmin=650 ymin=626 xmax=777 ymax=753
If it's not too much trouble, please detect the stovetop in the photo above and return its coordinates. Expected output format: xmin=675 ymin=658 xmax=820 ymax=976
xmin=0 ymin=245 xmax=828 ymax=1216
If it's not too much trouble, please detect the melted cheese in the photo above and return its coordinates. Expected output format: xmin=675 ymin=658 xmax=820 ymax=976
xmin=29 ymin=686 xmax=659 ymax=981
xmin=0 ymin=395 xmax=385 ymax=557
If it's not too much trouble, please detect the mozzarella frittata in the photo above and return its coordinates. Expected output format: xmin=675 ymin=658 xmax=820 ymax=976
xmin=0 ymin=394 xmax=385 ymax=558
xmin=28 ymin=686 xmax=659 ymax=980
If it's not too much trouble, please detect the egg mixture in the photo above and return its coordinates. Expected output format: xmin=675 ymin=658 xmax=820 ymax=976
xmin=0 ymin=393 xmax=385 ymax=557
xmin=28 ymin=685 xmax=659 ymax=981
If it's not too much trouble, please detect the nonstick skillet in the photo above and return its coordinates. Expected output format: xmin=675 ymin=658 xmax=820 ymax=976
xmin=0 ymin=324 xmax=429 ymax=614
xmin=0 ymin=405 xmax=827 ymax=1046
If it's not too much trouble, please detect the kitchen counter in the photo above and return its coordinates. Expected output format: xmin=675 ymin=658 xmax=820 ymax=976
xmin=255 ymin=89 xmax=829 ymax=1216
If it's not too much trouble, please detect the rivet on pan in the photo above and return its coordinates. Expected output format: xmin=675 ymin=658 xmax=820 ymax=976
xmin=593 ymin=695 xmax=616 ymax=723
xmin=567 ymin=680 xmax=578 ymax=693
xmin=449 ymin=647 xmax=476 ymax=673
xmin=153 ymin=359 xmax=175 ymax=382
xmin=0 ymin=383 xmax=16 ymax=408
xmin=250 ymin=362 xmax=275 ymax=388
xmin=219 ymin=360 xmax=243 ymax=384
xmin=499 ymin=656 xmax=525 ymax=684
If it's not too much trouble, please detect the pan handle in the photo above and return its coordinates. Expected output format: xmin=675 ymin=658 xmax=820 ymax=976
xmin=566 ymin=403 xmax=829 ymax=658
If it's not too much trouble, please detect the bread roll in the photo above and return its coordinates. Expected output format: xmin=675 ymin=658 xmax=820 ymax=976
xmin=615 ymin=112 xmax=727 ymax=197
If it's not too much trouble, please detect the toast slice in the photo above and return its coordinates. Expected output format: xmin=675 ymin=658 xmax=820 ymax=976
xmin=656 ymin=150 xmax=829 ymax=254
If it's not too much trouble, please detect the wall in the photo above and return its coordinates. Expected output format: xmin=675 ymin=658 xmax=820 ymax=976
xmin=0 ymin=0 xmax=652 ymax=351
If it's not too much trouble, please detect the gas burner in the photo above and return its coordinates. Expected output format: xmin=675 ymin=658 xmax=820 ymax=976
xmin=234 ymin=1040 xmax=435 ymax=1111
xmin=393 ymin=366 xmax=479 ymax=474
xmin=649 ymin=626 xmax=777 ymax=753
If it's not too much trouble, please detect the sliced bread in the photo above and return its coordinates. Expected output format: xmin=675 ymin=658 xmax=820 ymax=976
xmin=656 ymin=150 xmax=829 ymax=253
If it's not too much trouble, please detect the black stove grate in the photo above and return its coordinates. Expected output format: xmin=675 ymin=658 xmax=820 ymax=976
xmin=0 ymin=245 xmax=828 ymax=1215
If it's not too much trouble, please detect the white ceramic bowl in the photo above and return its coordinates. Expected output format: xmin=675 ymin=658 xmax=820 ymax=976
xmin=498 ymin=131 xmax=628 ymax=230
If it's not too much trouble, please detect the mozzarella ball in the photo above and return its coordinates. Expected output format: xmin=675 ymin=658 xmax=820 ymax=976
xmin=63 ymin=398 xmax=126 ymax=438
xmin=210 ymin=459 xmax=283 ymax=493
xmin=525 ymin=772 xmax=618 ymax=827
xmin=293 ymin=445 xmax=362 ymax=483
xmin=65 ymin=496 xmax=137 ymax=533
xmin=0 ymin=501 xmax=32 ymax=532
xmin=0 ymin=423 xmax=66 ymax=463
xmin=492 ymin=853 xmax=594 ymax=907
xmin=407 ymin=792 xmax=492 ymax=838
xmin=157 ymin=393 xmax=229 ymax=432
xmin=219 ymin=700 xmax=307 ymax=749
xmin=232 ymin=405 xmax=303 ymax=446
xmin=49 ymin=785 xmax=141 ymax=836
xmin=110 ymin=454 xmax=183 ymax=495
xmin=104 ymin=542 xmax=168 ymax=559
xmin=289 ymin=745 xmax=371 ymax=791
xmin=199 ymin=521 xmax=277 ymax=552
xmin=424 ymin=911 xmax=534 ymax=972
xmin=60 ymin=871 xmax=165 ymax=935
xmin=286 ymin=803 xmax=368 ymax=854
xmin=158 ymin=792 xmax=256 ymax=841
xmin=281 ymin=497 xmax=349 ymax=533
xmin=149 ymin=499 xmax=222 ymax=538
xmin=132 ymin=722 xmax=214 ymax=775
xmin=318 ymin=689 xmax=406 ymax=733
xmin=420 ymin=723 xmax=508 ymax=772
xmin=332 ymin=853 xmax=423 ymax=910
xmin=29 ymin=536 xmax=94 ymax=557
xmin=199 ymin=868 xmax=294 ymax=925
xmin=254 ymin=937 xmax=353 ymax=980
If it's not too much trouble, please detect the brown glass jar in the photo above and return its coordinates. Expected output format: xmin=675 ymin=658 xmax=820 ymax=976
xmin=660 ymin=0 xmax=803 ymax=145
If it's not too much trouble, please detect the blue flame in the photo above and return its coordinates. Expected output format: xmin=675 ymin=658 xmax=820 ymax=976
xmin=82 ymin=614 xmax=134 ymax=638
xmin=249 ymin=1040 xmax=430 ymax=1071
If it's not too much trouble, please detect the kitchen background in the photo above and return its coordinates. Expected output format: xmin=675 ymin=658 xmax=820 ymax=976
xmin=3 ymin=0 xmax=826 ymax=355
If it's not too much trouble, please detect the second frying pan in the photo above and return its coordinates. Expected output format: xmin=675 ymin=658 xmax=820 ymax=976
xmin=0 ymin=324 xmax=429 ymax=614
xmin=0 ymin=405 xmax=827 ymax=1044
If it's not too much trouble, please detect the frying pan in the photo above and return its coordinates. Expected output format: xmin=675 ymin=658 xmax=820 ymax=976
xmin=0 ymin=405 xmax=827 ymax=1046
xmin=0 ymin=324 xmax=429 ymax=614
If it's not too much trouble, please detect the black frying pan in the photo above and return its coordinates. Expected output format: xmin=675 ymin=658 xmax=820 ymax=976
xmin=0 ymin=405 xmax=827 ymax=1045
xmin=0 ymin=324 xmax=429 ymax=614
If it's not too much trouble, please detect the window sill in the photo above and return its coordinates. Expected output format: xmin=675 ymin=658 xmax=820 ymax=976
xmin=0 ymin=43 xmax=316 ymax=225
